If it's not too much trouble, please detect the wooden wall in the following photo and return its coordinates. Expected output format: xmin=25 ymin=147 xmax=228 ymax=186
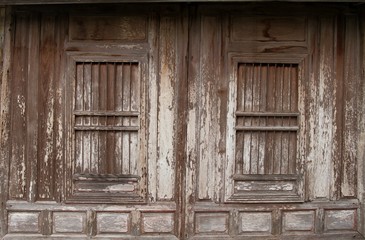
xmin=0 ymin=3 xmax=364 ymax=239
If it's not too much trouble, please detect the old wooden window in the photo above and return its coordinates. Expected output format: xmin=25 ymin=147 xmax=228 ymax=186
xmin=65 ymin=54 xmax=147 ymax=203
xmin=226 ymin=54 xmax=306 ymax=202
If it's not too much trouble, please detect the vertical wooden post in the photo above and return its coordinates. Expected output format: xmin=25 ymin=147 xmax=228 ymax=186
xmin=0 ymin=6 xmax=12 ymax=237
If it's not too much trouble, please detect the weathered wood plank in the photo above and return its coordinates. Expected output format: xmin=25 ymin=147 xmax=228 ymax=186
xmin=69 ymin=15 xmax=147 ymax=41
xmin=306 ymin=17 xmax=335 ymax=200
xmin=197 ymin=15 xmax=220 ymax=200
xmin=25 ymin=13 xmax=40 ymax=202
xmin=9 ymin=13 xmax=30 ymax=200
xmin=37 ymin=14 xmax=57 ymax=200
xmin=0 ymin=6 xmax=11 ymax=236
xmin=157 ymin=16 xmax=177 ymax=201
xmin=341 ymin=15 xmax=359 ymax=198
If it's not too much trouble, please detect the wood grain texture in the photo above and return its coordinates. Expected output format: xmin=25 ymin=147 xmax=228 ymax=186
xmin=8 ymin=212 xmax=40 ymax=233
xmin=0 ymin=6 xmax=11 ymax=237
xmin=69 ymin=15 xmax=147 ymax=41
xmin=1 ymin=4 xmax=364 ymax=239
xmin=156 ymin=16 xmax=177 ymax=201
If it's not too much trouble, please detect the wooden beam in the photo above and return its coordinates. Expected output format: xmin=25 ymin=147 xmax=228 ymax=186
xmin=0 ymin=0 xmax=364 ymax=5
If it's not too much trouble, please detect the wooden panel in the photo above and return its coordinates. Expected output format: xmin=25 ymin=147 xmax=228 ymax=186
xmin=37 ymin=14 xmax=58 ymax=201
xmin=96 ymin=212 xmax=130 ymax=234
xmin=324 ymin=209 xmax=357 ymax=231
xmin=197 ymin=16 xmax=221 ymax=201
xmin=282 ymin=211 xmax=315 ymax=233
xmin=306 ymin=17 xmax=336 ymax=200
xmin=195 ymin=212 xmax=229 ymax=234
xmin=230 ymin=16 xmax=306 ymax=42
xmin=8 ymin=212 xmax=40 ymax=233
xmin=141 ymin=212 xmax=175 ymax=233
xmin=156 ymin=16 xmax=177 ymax=201
xmin=239 ymin=212 xmax=272 ymax=234
xmin=69 ymin=15 xmax=147 ymax=41
xmin=53 ymin=212 xmax=86 ymax=234
xmin=8 ymin=13 xmax=30 ymax=200
xmin=341 ymin=16 xmax=359 ymax=198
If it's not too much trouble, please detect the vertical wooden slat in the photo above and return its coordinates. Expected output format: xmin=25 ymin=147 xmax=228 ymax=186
xmin=99 ymin=63 xmax=107 ymax=174
xmin=306 ymin=17 xmax=335 ymax=200
xmin=122 ymin=64 xmax=131 ymax=174
xmin=9 ymin=14 xmax=29 ymax=200
xmin=129 ymin=64 xmax=139 ymax=175
xmin=197 ymin=16 xmax=220 ymax=200
xmin=53 ymin=14 xmax=66 ymax=202
xmin=75 ymin=64 xmax=84 ymax=173
xmin=37 ymin=14 xmax=57 ymax=200
xmin=83 ymin=63 xmax=92 ymax=173
xmin=0 ymin=7 xmax=13 ymax=235
xmin=91 ymin=63 xmax=100 ymax=174
xmin=115 ymin=63 xmax=123 ymax=174
xmin=106 ymin=63 xmax=115 ymax=173
xmin=157 ymin=16 xmax=176 ymax=200
xmin=26 ymin=13 xmax=40 ymax=202
xmin=341 ymin=15 xmax=359 ymax=198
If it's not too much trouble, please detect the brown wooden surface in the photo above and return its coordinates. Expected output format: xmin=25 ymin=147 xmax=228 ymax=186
xmin=0 ymin=3 xmax=364 ymax=239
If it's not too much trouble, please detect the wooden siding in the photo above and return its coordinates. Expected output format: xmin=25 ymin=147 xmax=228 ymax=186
xmin=0 ymin=3 xmax=364 ymax=239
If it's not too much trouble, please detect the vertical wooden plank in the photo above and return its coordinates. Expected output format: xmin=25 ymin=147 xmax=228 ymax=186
xmin=0 ymin=7 xmax=13 ymax=236
xmin=289 ymin=65 xmax=299 ymax=174
xmin=37 ymin=14 xmax=58 ymax=200
xmin=266 ymin=64 xmax=276 ymax=174
xmin=306 ymin=17 xmax=335 ymax=200
xmin=98 ymin=63 xmax=107 ymax=174
xmin=129 ymin=64 xmax=139 ymax=175
xmin=341 ymin=15 xmax=359 ymax=198
xmin=115 ymin=63 xmax=123 ymax=174
xmin=106 ymin=63 xmax=115 ymax=174
xmin=91 ymin=63 xmax=100 ymax=174
xmin=26 ymin=13 xmax=40 ymax=202
xmin=197 ymin=15 xmax=220 ymax=200
xmin=9 ymin=13 xmax=29 ymax=200
xmin=185 ymin=8 xmax=200 ymax=237
xmin=53 ymin=14 xmax=66 ymax=202
xmin=157 ymin=16 xmax=176 ymax=200
xmin=147 ymin=13 xmax=158 ymax=202
xmin=281 ymin=66 xmax=291 ymax=174
xmin=75 ymin=64 xmax=84 ymax=174
xmin=358 ymin=9 xmax=365 ymax=236
xmin=122 ymin=64 xmax=131 ymax=174
xmin=83 ymin=63 xmax=92 ymax=173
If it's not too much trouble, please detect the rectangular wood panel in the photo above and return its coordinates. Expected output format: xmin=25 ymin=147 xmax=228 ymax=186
xmin=69 ymin=15 xmax=147 ymax=41
xmin=230 ymin=16 xmax=306 ymax=42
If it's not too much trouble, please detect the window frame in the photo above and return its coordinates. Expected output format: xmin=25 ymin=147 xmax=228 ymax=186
xmin=225 ymin=53 xmax=308 ymax=203
xmin=64 ymin=52 xmax=148 ymax=204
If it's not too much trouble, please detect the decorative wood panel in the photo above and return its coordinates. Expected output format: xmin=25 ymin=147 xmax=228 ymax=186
xmin=282 ymin=210 xmax=315 ymax=233
xmin=96 ymin=212 xmax=130 ymax=234
xmin=324 ymin=209 xmax=357 ymax=232
xmin=194 ymin=212 xmax=229 ymax=235
xmin=69 ymin=15 xmax=147 ymax=41
xmin=141 ymin=212 xmax=175 ymax=234
xmin=53 ymin=212 xmax=86 ymax=234
xmin=8 ymin=212 xmax=40 ymax=233
xmin=239 ymin=212 xmax=272 ymax=234
xmin=230 ymin=16 xmax=306 ymax=42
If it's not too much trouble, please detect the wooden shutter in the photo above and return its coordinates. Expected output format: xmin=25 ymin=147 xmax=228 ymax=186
xmin=225 ymin=54 xmax=306 ymax=203
xmin=65 ymin=54 xmax=147 ymax=203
